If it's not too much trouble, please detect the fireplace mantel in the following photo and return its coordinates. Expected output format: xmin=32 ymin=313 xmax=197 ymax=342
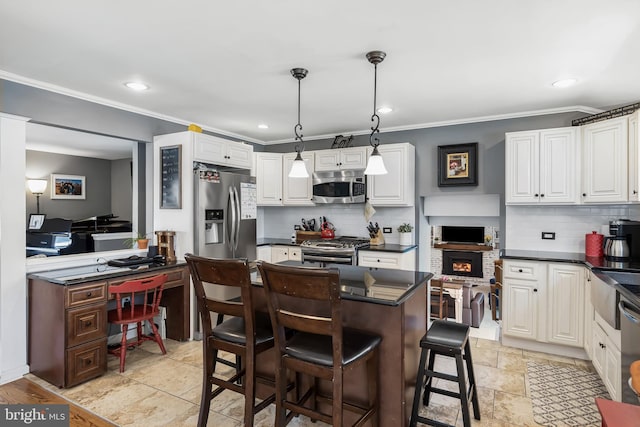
xmin=434 ymin=243 xmax=493 ymax=251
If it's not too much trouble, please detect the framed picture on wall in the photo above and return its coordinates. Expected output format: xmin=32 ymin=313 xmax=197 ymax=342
xmin=51 ymin=174 xmax=86 ymax=199
xmin=437 ymin=142 xmax=478 ymax=187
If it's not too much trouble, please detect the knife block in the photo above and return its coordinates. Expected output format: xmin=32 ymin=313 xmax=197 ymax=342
xmin=370 ymin=230 xmax=385 ymax=246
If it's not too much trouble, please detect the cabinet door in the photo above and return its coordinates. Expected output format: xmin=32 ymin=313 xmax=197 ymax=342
xmin=226 ymin=142 xmax=253 ymax=169
xmin=546 ymin=263 xmax=584 ymax=347
xmin=283 ymin=152 xmax=315 ymax=205
xmin=629 ymin=112 xmax=640 ymax=201
xmin=539 ymin=128 xmax=579 ymax=204
xmin=603 ymin=341 xmax=621 ymax=401
xmin=271 ymin=247 xmax=289 ymax=263
xmin=503 ymin=278 xmax=539 ymax=340
xmin=256 ymin=153 xmax=283 ymax=205
xmin=367 ymin=143 xmax=415 ymax=206
xmin=256 ymin=245 xmax=272 ymax=262
xmin=288 ymin=247 xmax=301 ymax=261
xmin=505 ymin=131 xmax=540 ymax=204
xmin=591 ymin=321 xmax=606 ymax=376
xmin=340 ymin=146 xmax=367 ymax=169
xmin=194 ymin=134 xmax=228 ymax=164
xmin=314 ymin=150 xmax=342 ymax=171
xmin=582 ymin=117 xmax=628 ymax=203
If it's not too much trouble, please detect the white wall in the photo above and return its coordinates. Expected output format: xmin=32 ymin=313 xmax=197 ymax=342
xmin=505 ymin=205 xmax=640 ymax=252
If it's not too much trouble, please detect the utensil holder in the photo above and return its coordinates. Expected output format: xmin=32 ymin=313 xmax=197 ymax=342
xmin=370 ymin=230 xmax=385 ymax=246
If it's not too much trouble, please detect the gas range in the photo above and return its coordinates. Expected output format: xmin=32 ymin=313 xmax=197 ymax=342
xmin=301 ymin=236 xmax=370 ymax=264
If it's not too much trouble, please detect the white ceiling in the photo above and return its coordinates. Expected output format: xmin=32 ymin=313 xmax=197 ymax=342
xmin=2 ymin=0 xmax=640 ymax=148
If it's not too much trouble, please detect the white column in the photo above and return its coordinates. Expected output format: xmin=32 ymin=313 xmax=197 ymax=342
xmin=0 ymin=113 xmax=30 ymax=384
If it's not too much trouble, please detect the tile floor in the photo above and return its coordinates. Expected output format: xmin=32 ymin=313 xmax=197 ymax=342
xmin=25 ymin=334 xmax=600 ymax=427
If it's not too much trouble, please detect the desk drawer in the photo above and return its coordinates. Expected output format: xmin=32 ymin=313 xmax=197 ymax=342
xmin=66 ymin=303 xmax=107 ymax=347
xmin=502 ymin=260 xmax=542 ymax=280
xmin=65 ymin=339 xmax=107 ymax=387
xmin=66 ymin=283 xmax=107 ymax=308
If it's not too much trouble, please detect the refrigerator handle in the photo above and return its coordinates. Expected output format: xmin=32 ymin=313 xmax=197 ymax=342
xmin=227 ymin=186 xmax=237 ymax=253
xmin=233 ymin=186 xmax=241 ymax=252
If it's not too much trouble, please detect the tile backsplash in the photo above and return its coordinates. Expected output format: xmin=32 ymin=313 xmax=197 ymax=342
xmin=505 ymin=205 xmax=640 ymax=252
xmin=259 ymin=205 xmax=415 ymax=244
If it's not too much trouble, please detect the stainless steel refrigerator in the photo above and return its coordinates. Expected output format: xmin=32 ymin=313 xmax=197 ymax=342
xmin=193 ymin=167 xmax=257 ymax=261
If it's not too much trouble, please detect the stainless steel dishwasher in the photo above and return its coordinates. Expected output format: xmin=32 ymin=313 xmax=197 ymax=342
xmin=619 ymin=293 xmax=640 ymax=404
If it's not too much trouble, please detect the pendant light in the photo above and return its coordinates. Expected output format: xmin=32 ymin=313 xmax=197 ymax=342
xmin=364 ymin=50 xmax=388 ymax=175
xmin=288 ymin=68 xmax=309 ymax=178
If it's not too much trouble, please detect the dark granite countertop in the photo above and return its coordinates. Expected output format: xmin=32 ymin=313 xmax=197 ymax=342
xmin=28 ymin=261 xmax=187 ymax=285
xmin=361 ymin=243 xmax=418 ymax=253
xmin=253 ymin=260 xmax=432 ymax=307
xmin=257 ymin=238 xmax=297 ymax=246
xmin=501 ymin=249 xmax=640 ymax=272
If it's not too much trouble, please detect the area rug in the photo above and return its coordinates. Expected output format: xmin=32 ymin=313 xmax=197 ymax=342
xmin=526 ymin=360 xmax=609 ymax=426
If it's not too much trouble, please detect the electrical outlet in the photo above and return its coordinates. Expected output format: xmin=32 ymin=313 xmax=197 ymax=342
xmin=541 ymin=232 xmax=556 ymax=240
xmin=383 ymin=227 xmax=392 ymax=234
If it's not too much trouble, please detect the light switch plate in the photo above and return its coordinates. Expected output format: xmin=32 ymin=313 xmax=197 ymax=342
xmin=541 ymin=232 xmax=556 ymax=240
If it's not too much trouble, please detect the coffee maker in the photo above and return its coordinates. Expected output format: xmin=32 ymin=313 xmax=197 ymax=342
xmin=606 ymin=219 xmax=640 ymax=261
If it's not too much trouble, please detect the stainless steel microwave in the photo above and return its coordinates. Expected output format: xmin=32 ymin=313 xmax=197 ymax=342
xmin=312 ymin=170 xmax=366 ymax=204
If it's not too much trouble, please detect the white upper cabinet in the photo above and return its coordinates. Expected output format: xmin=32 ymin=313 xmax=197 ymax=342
xmin=367 ymin=143 xmax=415 ymax=206
xmin=505 ymin=127 xmax=579 ymax=205
xmin=255 ymin=152 xmax=315 ymax=206
xmin=256 ymin=152 xmax=283 ymax=206
xmin=628 ymin=111 xmax=640 ymax=201
xmin=581 ymin=116 xmax=628 ymax=203
xmin=283 ymin=152 xmax=315 ymax=205
xmin=194 ymin=133 xmax=253 ymax=169
xmin=314 ymin=146 xmax=367 ymax=171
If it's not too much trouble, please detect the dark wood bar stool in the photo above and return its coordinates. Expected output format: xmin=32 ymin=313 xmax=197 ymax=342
xmin=185 ymin=254 xmax=276 ymax=427
xmin=409 ymin=320 xmax=480 ymax=427
xmin=258 ymin=261 xmax=381 ymax=427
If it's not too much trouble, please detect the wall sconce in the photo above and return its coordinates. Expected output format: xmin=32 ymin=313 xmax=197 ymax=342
xmin=27 ymin=179 xmax=47 ymax=214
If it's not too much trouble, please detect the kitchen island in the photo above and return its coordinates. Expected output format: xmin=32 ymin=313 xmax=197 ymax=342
xmin=251 ymin=261 xmax=431 ymax=427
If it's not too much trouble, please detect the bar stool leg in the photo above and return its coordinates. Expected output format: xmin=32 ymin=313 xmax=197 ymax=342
xmin=422 ymin=349 xmax=437 ymax=406
xmin=455 ymin=353 xmax=471 ymax=427
xmin=464 ymin=340 xmax=481 ymax=420
xmin=409 ymin=346 xmax=429 ymax=427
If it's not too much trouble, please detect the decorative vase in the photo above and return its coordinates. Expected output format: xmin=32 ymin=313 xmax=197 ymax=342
xmin=137 ymin=239 xmax=150 ymax=250
xmin=399 ymin=232 xmax=412 ymax=246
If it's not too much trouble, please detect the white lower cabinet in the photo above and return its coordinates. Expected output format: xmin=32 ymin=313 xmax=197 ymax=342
xmin=591 ymin=314 xmax=621 ymax=401
xmin=271 ymin=245 xmax=301 ymax=263
xmin=256 ymin=245 xmax=272 ymax=262
xmin=357 ymin=249 xmax=416 ymax=270
xmin=503 ymin=261 xmax=586 ymax=348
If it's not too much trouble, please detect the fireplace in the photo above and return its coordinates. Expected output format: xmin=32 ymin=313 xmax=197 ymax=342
xmin=442 ymin=250 xmax=483 ymax=278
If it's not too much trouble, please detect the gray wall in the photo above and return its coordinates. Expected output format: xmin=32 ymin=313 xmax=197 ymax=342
xmin=26 ymin=150 xmax=114 ymax=220
xmin=111 ymin=159 xmax=133 ymax=222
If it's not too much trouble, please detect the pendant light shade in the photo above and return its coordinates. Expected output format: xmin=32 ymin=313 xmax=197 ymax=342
xmin=364 ymin=50 xmax=388 ymax=176
xmin=288 ymin=68 xmax=309 ymax=178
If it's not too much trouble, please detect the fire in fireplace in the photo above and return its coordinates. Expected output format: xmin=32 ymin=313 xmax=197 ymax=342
xmin=442 ymin=250 xmax=483 ymax=278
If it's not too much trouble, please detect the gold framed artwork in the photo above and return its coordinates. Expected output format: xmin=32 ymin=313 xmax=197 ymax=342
xmin=437 ymin=142 xmax=478 ymax=187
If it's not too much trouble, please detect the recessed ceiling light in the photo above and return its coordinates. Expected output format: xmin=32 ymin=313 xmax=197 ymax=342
xmin=377 ymin=106 xmax=393 ymax=114
xmin=552 ymin=78 xmax=577 ymax=88
xmin=124 ymin=81 xmax=149 ymax=91
xmin=258 ymin=124 xmax=269 ymax=129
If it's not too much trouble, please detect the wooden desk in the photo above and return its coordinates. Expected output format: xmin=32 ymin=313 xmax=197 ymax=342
xmin=595 ymin=397 xmax=640 ymax=427
xmin=28 ymin=263 xmax=190 ymax=388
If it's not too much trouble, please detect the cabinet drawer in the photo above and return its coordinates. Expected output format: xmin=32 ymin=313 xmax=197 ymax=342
xmin=502 ymin=260 xmax=541 ymax=280
xmin=66 ymin=304 xmax=107 ymax=347
xmin=65 ymin=339 xmax=107 ymax=387
xmin=66 ymin=283 xmax=107 ymax=308
xmin=358 ymin=250 xmax=415 ymax=270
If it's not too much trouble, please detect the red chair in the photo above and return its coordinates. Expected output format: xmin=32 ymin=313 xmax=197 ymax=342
xmin=107 ymin=274 xmax=168 ymax=372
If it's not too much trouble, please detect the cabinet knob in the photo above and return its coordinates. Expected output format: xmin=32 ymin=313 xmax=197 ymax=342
xmin=518 ymin=269 xmax=523 ymax=272
xmin=86 ymin=292 xmax=92 ymax=297
xmin=85 ymin=321 xmax=92 ymax=327
xmin=540 ymin=194 xmax=544 ymax=198
xmin=534 ymin=194 xmax=539 ymax=197
xmin=582 ymin=193 xmax=587 ymax=197
xmin=533 ymin=288 xmax=538 ymax=292
xmin=377 ymin=259 xmax=380 ymax=262
xmin=634 ymin=190 xmax=638 ymax=195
